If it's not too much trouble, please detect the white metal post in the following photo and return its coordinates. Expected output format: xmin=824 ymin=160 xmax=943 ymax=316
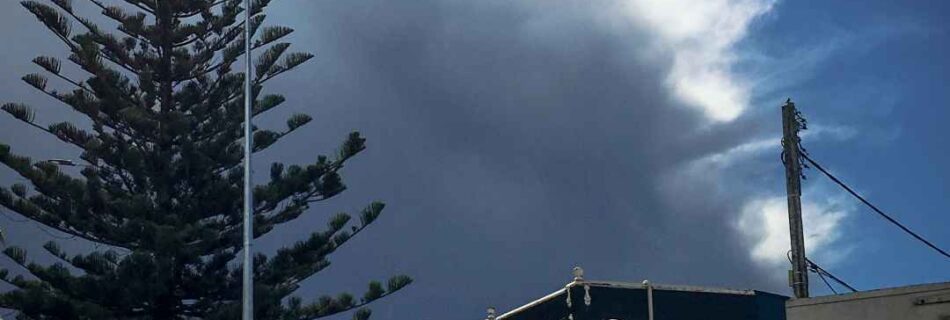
xmin=644 ymin=280 xmax=654 ymax=320
xmin=242 ymin=0 xmax=255 ymax=318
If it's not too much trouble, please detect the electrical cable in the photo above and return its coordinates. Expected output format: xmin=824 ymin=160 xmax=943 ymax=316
xmin=801 ymin=153 xmax=950 ymax=260
xmin=805 ymin=257 xmax=857 ymax=293
xmin=788 ymin=251 xmax=857 ymax=294
xmin=814 ymin=271 xmax=838 ymax=294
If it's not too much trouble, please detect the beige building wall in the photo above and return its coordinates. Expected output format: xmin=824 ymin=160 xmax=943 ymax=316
xmin=786 ymin=282 xmax=950 ymax=320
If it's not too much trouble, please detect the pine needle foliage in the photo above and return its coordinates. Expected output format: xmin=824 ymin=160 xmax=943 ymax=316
xmin=0 ymin=1 xmax=411 ymax=319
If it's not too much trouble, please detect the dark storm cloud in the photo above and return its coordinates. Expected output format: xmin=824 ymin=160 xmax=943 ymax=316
xmin=0 ymin=1 xmax=779 ymax=319
xmin=256 ymin=0 xmax=777 ymax=317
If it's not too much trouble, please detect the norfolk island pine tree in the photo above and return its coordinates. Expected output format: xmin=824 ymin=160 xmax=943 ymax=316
xmin=0 ymin=1 xmax=411 ymax=318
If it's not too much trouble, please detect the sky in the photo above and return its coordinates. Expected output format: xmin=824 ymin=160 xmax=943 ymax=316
xmin=0 ymin=0 xmax=948 ymax=319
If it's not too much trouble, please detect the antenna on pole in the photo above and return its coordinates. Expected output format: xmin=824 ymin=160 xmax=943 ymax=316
xmin=242 ymin=0 xmax=255 ymax=318
xmin=781 ymin=98 xmax=809 ymax=298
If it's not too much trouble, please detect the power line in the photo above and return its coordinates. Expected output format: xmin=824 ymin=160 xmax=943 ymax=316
xmin=788 ymin=251 xmax=856 ymax=294
xmin=801 ymin=153 xmax=950 ymax=260
xmin=814 ymin=270 xmax=837 ymax=294
xmin=806 ymin=257 xmax=857 ymax=293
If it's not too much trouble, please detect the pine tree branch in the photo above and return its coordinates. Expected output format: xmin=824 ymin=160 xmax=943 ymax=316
xmin=177 ymin=13 xmax=298 ymax=86
xmin=34 ymin=55 xmax=161 ymax=144
xmin=4 ymin=118 xmax=138 ymax=193
xmin=41 ymin=242 xmax=121 ymax=278
xmin=258 ymin=202 xmax=387 ymax=299
xmin=20 ymin=209 xmax=130 ymax=250
xmin=171 ymin=3 xmax=247 ymax=47
xmin=0 ymin=266 xmax=26 ymax=290
xmin=0 ymin=188 xmax=131 ymax=250
xmin=11 ymin=88 xmax=149 ymax=147
xmin=0 ymin=111 xmax=138 ymax=191
xmin=296 ymin=280 xmax=410 ymax=320
xmin=173 ymin=0 xmax=230 ymax=19
xmin=173 ymin=34 xmax=205 ymax=48
xmin=118 ymin=0 xmax=156 ymax=15
xmin=193 ymin=90 xmax=290 ymax=146
xmin=0 ymin=251 xmax=116 ymax=317
xmin=186 ymin=162 xmax=352 ymax=259
xmin=24 ymin=2 xmax=144 ymax=80
xmin=0 ymin=276 xmax=23 ymax=289
xmin=179 ymin=36 xmax=269 ymax=83
xmin=63 ymin=2 xmax=152 ymax=54
xmin=207 ymin=128 xmax=294 ymax=175
xmin=90 ymin=0 xmax=155 ymax=17
xmin=269 ymin=218 xmax=368 ymax=291
xmin=51 ymin=73 xmax=96 ymax=95
xmin=33 ymin=44 xmax=156 ymax=137
xmin=300 ymin=297 xmax=377 ymax=320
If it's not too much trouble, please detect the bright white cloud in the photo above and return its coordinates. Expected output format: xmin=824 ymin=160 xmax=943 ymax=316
xmin=736 ymin=196 xmax=851 ymax=273
xmin=685 ymin=124 xmax=856 ymax=170
xmin=623 ymin=0 xmax=775 ymax=121
xmin=692 ymin=136 xmax=777 ymax=169
xmin=618 ymin=0 xmax=861 ymax=284
xmin=672 ymin=126 xmax=859 ymax=283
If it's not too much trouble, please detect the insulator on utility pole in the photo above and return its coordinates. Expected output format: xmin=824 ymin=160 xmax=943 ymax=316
xmin=781 ymin=99 xmax=809 ymax=298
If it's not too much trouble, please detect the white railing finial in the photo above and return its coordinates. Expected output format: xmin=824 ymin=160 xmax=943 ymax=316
xmin=572 ymin=266 xmax=584 ymax=281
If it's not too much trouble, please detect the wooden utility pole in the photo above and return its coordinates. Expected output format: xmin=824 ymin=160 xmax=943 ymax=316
xmin=782 ymin=99 xmax=809 ymax=298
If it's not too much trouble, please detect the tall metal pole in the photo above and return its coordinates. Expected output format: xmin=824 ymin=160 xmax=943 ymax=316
xmin=781 ymin=99 xmax=809 ymax=298
xmin=643 ymin=280 xmax=654 ymax=320
xmin=242 ymin=0 xmax=255 ymax=318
